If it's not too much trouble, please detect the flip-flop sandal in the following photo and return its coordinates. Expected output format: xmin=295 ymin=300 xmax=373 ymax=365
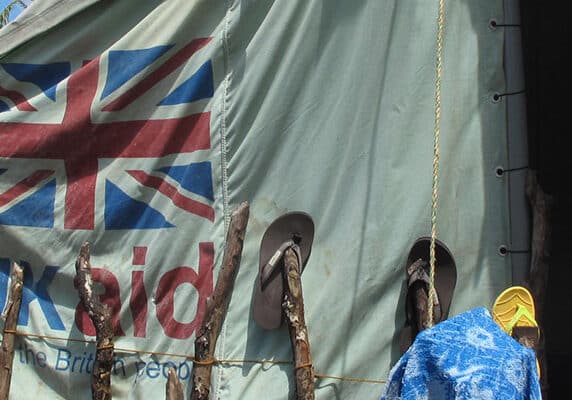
xmin=399 ymin=237 xmax=457 ymax=354
xmin=492 ymin=286 xmax=537 ymax=334
xmin=492 ymin=286 xmax=541 ymax=376
xmin=253 ymin=212 xmax=315 ymax=330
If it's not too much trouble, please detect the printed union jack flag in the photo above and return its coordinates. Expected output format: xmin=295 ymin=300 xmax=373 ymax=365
xmin=0 ymin=38 xmax=215 ymax=230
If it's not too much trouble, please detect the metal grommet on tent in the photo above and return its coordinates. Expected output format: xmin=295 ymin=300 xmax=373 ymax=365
xmin=498 ymin=245 xmax=508 ymax=256
xmin=488 ymin=19 xmax=521 ymax=29
xmin=492 ymin=89 xmax=526 ymax=103
xmin=495 ymin=165 xmax=529 ymax=178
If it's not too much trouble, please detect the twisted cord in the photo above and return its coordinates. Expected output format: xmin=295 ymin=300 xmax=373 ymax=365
xmin=427 ymin=0 xmax=445 ymax=328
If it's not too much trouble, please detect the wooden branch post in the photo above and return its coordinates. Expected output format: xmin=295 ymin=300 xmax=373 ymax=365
xmin=0 ymin=262 xmax=24 ymax=400
xmin=166 ymin=367 xmax=184 ymax=400
xmin=283 ymin=247 xmax=315 ymax=400
xmin=526 ymin=171 xmax=552 ymax=397
xmin=191 ymin=202 xmax=250 ymax=400
xmin=75 ymin=243 xmax=114 ymax=400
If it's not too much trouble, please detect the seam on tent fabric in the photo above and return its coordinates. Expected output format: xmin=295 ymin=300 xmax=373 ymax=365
xmin=501 ymin=0 xmax=530 ymax=285
xmin=215 ymin=1 xmax=234 ymax=398
xmin=220 ymin=2 xmax=232 ymax=232
xmin=499 ymin=8 xmax=513 ymax=286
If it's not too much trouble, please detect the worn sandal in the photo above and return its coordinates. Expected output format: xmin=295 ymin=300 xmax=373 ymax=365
xmin=253 ymin=212 xmax=315 ymax=330
xmin=399 ymin=237 xmax=457 ymax=354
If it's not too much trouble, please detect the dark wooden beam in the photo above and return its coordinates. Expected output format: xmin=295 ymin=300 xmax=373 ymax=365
xmin=283 ymin=247 xmax=315 ymax=400
xmin=191 ymin=202 xmax=250 ymax=400
xmin=0 ymin=262 xmax=24 ymax=400
xmin=75 ymin=243 xmax=114 ymax=400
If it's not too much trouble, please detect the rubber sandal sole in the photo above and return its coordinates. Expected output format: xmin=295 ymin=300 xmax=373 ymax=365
xmin=492 ymin=286 xmax=541 ymax=377
xmin=399 ymin=237 xmax=457 ymax=354
xmin=253 ymin=212 xmax=314 ymax=330
xmin=492 ymin=286 xmax=536 ymax=334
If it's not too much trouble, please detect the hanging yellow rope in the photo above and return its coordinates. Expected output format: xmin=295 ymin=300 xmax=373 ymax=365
xmin=426 ymin=0 xmax=445 ymax=328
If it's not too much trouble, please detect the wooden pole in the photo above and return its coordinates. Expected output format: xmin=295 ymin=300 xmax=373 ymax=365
xmin=526 ymin=171 xmax=552 ymax=397
xmin=191 ymin=202 xmax=250 ymax=400
xmin=75 ymin=243 xmax=114 ymax=400
xmin=166 ymin=367 xmax=184 ymax=400
xmin=0 ymin=262 xmax=24 ymax=400
xmin=283 ymin=247 xmax=315 ymax=400
xmin=409 ymin=260 xmax=430 ymax=333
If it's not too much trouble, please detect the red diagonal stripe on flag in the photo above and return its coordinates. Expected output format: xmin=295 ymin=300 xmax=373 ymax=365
xmin=102 ymin=38 xmax=212 ymax=111
xmin=127 ymin=170 xmax=215 ymax=222
xmin=0 ymin=85 xmax=37 ymax=111
xmin=0 ymin=170 xmax=54 ymax=207
xmin=0 ymin=38 xmax=212 ymax=230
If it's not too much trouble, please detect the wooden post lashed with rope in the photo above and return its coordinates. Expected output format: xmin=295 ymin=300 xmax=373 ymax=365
xmin=0 ymin=261 xmax=24 ymax=400
xmin=191 ymin=202 xmax=249 ymax=400
xmin=283 ymin=247 xmax=315 ymax=400
xmin=75 ymin=243 xmax=114 ymax=400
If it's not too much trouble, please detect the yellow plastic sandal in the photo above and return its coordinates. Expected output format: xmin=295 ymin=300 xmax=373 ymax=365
xmin=505 ymin=304 xmax=539 ymax=336
xmin=492 ymin=286 xmax=536 ymax=334
xmin=492 ymin=286 xmax=541 ymax=377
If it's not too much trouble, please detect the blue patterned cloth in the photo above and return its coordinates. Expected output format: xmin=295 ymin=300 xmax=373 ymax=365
xmin=382 ymin=307 xmax=541 ymax=399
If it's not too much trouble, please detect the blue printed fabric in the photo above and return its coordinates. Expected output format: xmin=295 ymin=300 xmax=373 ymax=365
xmin=382 ymin=307 xmax=541 ymax=400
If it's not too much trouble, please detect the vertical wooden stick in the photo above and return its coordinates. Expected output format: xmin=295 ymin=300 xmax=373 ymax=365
xmin=191 ymin=202 xmax=250 ymax=400
xmin=0 ymin=262 xmax=24 ymax=400
xmin=526 ymin=171 xmax=552 ymax=396
xmin=166 ymin=367 xmax=184 ymax=400
xmin=283 ymin=247 xmax=315 ymax=400
xmin=75 ymin=243 xmax=114 ymax=400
